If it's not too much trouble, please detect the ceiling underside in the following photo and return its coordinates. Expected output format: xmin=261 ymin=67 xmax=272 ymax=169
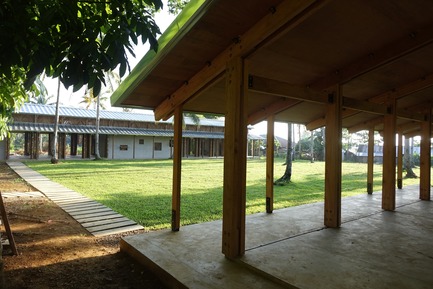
xmin=113 ymin=0 xmax=433 ymax=137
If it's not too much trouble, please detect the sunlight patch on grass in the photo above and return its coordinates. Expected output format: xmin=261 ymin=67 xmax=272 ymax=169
xmin=26 ymin=159 xmax=425 ymax=230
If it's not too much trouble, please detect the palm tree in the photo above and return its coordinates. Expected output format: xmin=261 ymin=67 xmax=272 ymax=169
xmin=51 ymin=78 xmax=61 ymax=164
xmin=274 ymin=122 xmax=293 ymax=185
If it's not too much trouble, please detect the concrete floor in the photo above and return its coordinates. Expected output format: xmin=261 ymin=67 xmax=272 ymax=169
xmin=121 ymin=185 xmax=433 ymax=289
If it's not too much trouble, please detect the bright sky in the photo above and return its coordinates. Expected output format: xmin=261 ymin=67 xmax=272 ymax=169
xmin=42 ymin=1 xmax=289 ymax=138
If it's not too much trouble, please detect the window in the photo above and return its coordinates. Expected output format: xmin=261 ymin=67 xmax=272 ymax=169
xmin=154 ymin=142 xmax=162 ymax=151
xmin=138 ymin=139 xmax=144 ymax=145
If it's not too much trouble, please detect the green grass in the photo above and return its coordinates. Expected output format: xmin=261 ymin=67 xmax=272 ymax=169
xmin=25 ymin=159 xmax=422 ymax=230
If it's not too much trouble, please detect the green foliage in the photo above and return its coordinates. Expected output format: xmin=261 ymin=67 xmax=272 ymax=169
xmin=0 ymin=0 xmax=162 ymax=96
xmin=167 ymin=0 xmax=190 ymax=14
xmin=0 ymin=0 xmax=163 ymax=138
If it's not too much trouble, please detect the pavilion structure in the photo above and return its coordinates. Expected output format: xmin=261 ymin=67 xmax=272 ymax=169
xmin=112 ymin=0 xmax=433 ymax=259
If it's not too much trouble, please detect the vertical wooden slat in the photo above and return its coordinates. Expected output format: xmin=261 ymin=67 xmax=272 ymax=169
xmin=397 ymin=133 xmax=403 ymax=189
xmin=324 ymin=86 xmax=342 ymax=228
xmin=382 ymin=98 xmax=397 ymax=211
xmin=172 ymin=106 xmax=183 ymax=231
xmin=367 ymin=128 xmax=374 ymax=194
xmin=266 ymin=115 xmax=275 ymax=213
xmin=419 ymin=110 xmax=431 ymax=201
xmin=222 ymin=57 xmax=247 ymax=258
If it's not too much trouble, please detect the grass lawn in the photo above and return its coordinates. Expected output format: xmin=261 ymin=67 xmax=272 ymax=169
xmin=25 ymin=158 xmax=422 ymax=230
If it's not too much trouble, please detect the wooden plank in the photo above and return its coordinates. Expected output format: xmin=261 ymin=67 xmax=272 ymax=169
xmin=64 ymin=204 xmax=107 ymax=213
xmin=222 ymin=58 xmax=247 ymax=258
xmin=91 ymin=224 xmax=144 ymax=237
xmin=59 ymin=201 xmax=101 ymax=210
xmin=69 ymin=207 xmax=113 ymax=217
xmin=171 ymin=105 xmax=183 ymax=231
xmin=367 ymin=128 xmax=374 ymax=194
xmin=419 ymin=110 xmax=431 ymax=201
xmin=382 ymin=98 xmax=397 ymax=211
xmin=75 ymin=213 xmax=125 ymax=223
xmin=81 ymin=217 xmax=131 ymax=228
xmin=324 ymin=86 xmax=342 ymax=228
xmin=154 ymin=0 xmax=327 ymax=120
xmin=266 ymin=115 xmax=275 ymax=213
xmin=73 ymin=211 xmax=120 ymax=221
xmin=86 ymin=220 xmax=137 ymax=232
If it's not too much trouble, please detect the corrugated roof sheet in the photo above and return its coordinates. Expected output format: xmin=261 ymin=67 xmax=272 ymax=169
xmin=16 ymin=103 xmax=225 ymax=127
xmin=8 ymin=122 xmax=263 ymax=140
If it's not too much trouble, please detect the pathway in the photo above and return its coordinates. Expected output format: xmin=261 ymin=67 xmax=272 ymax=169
xmin=7 ymin=162 xmax=143 ymax=237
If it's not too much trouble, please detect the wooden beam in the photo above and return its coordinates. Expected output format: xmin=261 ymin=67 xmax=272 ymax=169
xmin=249 ymin=76 xmax=328 ymax=104
xmin=248 ymin=98 xmax=301 ymax=125
xmin=382 ymin=98 xmax=397 ymax=211
xmin=419 ymin=110 xmax=431 ymax=201
xmin=311 ymin=24 xmax=433 ymax=90
xmin=324 ymin=87 xmax=342 ymax=228
xmin=347 ymin=117 xmax=383 ymax=134
xmin=222 ymin=57 xmax=247 ymax=258
xmin=154 ymin=0 xmax=328 ymax=121
xmin=367 ymin=128 xmax=374 ymax=194
xmin=308 ymin=70 xmax=433 ymax=131
xmin=171 ymin=106 xmax=183 ymax=231
xmin=266 ymin=115 xmax=275 ymax=213
xmin=397 ymin=133 xmax=403 ymax=189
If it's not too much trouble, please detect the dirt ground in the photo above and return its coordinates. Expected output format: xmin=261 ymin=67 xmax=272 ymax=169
xmin=0 ymin=162 xmax=166 ymax=289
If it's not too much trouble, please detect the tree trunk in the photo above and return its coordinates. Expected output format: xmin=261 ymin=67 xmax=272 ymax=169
xmin=310 ymin=130 xmax=314 ymax=163
xmin=274 ymin=123 xmax=292 ymax=185
xmin=94 ymin=93 xmax=102 ymax=160
xmin=404 ymin=137 xmax=417 ymax=178
xmin=51 ymin=78 xmax=60 ymax=164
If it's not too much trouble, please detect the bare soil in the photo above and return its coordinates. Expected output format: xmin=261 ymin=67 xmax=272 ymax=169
xmin=0 ymin=162 xmax=166 ymax=289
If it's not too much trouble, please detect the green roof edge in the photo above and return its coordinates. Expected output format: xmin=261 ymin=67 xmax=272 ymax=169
xmin=110 ymin=0 xmax=212 ymax=109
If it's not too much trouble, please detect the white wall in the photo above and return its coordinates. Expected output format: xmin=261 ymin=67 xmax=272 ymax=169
xmin=107 ymin=135 xmax=172 ymax=160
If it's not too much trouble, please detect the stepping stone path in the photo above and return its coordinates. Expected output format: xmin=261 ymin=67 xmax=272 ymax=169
xmin=7 ymin=162 xmax=143 ymax=237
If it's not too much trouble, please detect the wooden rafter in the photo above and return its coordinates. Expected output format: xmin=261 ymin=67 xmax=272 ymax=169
xmin=307 ymin=73 xmax=433 ymax=130
xmin=154 ymin=0 xmax=329 ymax=121
xmin=310 ymin=24 xmax=433 ymax=90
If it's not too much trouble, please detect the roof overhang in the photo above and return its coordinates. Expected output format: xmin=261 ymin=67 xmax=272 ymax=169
xmin=111 ymin=0 xmax=433 ymax=137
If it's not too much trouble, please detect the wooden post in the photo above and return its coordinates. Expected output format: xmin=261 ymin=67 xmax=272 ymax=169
xmin=266 ymin=115 xmax=275 ymax=213
xmin=382 ymin=98 xmax=397 ymax=211
xmin=0 ymin=192 xmax=18 ymax=255
xmin=324 ymin=86 xmax=342 ymax=228
xmin=222 ymin=57 xmax=247 ymax=258
xmin=397 ymin=133 xmax=403 ymax=189
xmin=419 ymin=110 xmax=431 ymax=201
xmin=367 ymin=128 xmax=374 ymax=194
xmin=70 ymin=134 xmax=78 ymax=156
xmin=171 ymin=106 xmax=183 ymax=231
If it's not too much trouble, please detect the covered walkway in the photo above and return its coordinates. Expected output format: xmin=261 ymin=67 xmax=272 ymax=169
xmin=121 ymin=185 xmax=433 ymax=289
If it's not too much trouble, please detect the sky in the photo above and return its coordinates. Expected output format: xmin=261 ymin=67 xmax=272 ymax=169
xmin=41 ymin=1 xmax=290 ymax=138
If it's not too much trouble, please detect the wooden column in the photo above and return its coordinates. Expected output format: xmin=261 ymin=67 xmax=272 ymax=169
xmin=367 ymin=128 xmax=374 ymax=194
xmin=24 ymin=132 xmax=30 ymax=156
xmin=382 ymin=98 xmax=397 ymax=211
xmin=171 ymin=106 xmax=183 ymax=231
xmin=266 ymin=115 xmax=275 ymax=213
xmin=222 ymin=57 xmax=247 ymax=258
xmin=58 ymin=133 xmax=66 ymax=159
xmin=31 ymin=132 xmax=40 ymax=160
xmin=397 ymin=133 xmax=403 ymax=189
xmin=324 ymin=87 xmax=342 ymax=228
xmin=419 ymin=110 xmax=431 ymax=201
xmin=70 ymin=134 xmax=78 ymax=156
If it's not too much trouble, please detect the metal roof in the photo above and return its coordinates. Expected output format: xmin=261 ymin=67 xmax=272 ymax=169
xmin=16 ymin=103 xmax=225 ymax=127
xmin=8 ymin=122 xmax=263 ymax=140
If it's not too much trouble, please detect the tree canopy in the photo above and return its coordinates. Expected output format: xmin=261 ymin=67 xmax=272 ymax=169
xmin=0 ymin=0 xmax=163 ymax=138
